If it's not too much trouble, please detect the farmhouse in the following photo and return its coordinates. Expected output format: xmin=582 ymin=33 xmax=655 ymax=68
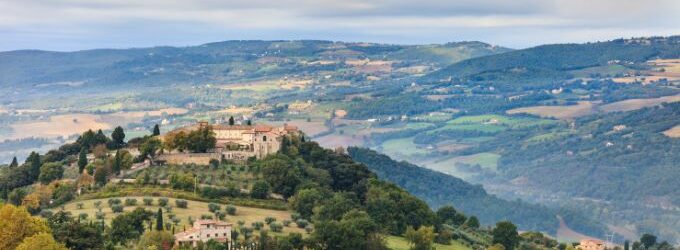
xmin=174 ymin=220 xmax=232 ymax=248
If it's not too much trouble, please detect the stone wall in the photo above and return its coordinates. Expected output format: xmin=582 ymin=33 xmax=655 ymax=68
xmin=158 ymin=153 xmax=217 ymax=165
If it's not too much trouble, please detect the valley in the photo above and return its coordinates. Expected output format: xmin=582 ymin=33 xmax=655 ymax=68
xmin=2 ymin=37 xmax=680 ymax=245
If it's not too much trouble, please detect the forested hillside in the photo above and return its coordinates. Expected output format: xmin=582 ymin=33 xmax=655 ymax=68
xmin=347 ymin=147 xmax=605 ymax=237
xmin=497 ymin=102 xmax=680 ymax=203
xmin=421 ymin=36 xmax=680 ymax=96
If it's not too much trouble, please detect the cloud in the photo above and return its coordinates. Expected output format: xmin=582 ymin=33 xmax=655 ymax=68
xmin=0 ymin=0 xmax=679 ymax=51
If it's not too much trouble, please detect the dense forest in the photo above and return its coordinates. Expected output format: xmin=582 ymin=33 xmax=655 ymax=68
xmin=497 ymin=102 xmax=680 ymax=203
xmin=347 ymin=147 xmax=606 ymax=237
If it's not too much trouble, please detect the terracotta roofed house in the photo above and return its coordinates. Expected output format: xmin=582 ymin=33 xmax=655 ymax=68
xmin=174 ymin=220 xmax=232 ymax=248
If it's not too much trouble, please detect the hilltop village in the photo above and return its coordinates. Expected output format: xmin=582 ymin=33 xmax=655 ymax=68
xmin=159 ymin=121 xmax=299 ymax=165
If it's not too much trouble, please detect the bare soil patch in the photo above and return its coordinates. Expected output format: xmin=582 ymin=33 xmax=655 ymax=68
xmin=662 ymin=125 xmax=680 ymax=138
xmin=600 ymin=94 xmax=680 ymax=113
xmin=7 ymin=114 xmax=111 ymax=140
xmin=507 ymin=101 xmax=597 ymax=119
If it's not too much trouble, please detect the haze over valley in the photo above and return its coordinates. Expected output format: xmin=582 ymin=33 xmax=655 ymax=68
xmin=2 ymin=1 xmax=680 ymax=249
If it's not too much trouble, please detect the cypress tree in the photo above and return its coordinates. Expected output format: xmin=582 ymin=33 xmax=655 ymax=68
xmin=229 ymin=116 xmax=235 ymax=126
xmin=156 ymin=208 xmax=164 ymax=231
xmin=78 ymin=147 xmax=88 ymax=173
xmin=280 ymin=136 xmax=290 ymax=155
xmin=246 ymin=120 xmax=252 ymax=126
xmin=9 ymin=156 xmax=18 ymax=168
xmin=152 ymin=124 xmax=161 ymax=136
xmin=112 ymin=150 xmax=122 ymax=175
xmin=111 ymin=126 xmax=125 ymax=148
xmin=27 ymin=152 xmax=41 ymax=180
xmin=624 ymin=240 xmax=630 ymax=250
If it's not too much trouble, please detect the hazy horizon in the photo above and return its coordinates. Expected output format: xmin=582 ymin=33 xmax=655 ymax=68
xmin=2 ymin=0 xmax=680 ymax=52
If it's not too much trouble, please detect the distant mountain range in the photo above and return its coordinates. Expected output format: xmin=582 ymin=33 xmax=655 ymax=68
xmin=2 ymin=36 xmax=680 ymax=241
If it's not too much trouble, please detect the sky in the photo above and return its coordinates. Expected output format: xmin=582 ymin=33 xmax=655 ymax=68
xmin=1 ymin=0 xmax=680 ymax=51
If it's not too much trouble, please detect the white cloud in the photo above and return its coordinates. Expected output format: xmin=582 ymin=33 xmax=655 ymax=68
xmin=0 ymin=0 xmax=679 ymax=51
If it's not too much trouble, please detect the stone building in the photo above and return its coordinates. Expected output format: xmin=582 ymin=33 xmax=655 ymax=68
xmin=200 ymin=121 xmax=298 ymax=160
xmin=174 ymin=220 xmax=232 ymax=248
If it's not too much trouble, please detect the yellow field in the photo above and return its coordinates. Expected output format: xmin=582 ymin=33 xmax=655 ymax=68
xmin=218 ymin=106 xmax=255 ymax=115
xmin=56 ymin=196 xmax=304 ymax=234
xmin=506 ymin=101 xmax=597 ymax=119
xmin=599 ymin=94 xmax=680 ymax=113
xmin=7 ymin=114 xmax=110 ymax=140
xmin=663 ymin=125 xmax=680 ymax=138
xmin=649 ymin=58 xmax=680 ymax=73
xmin=611 ymin=74 xmax=680 ymax=84
xmin=218 ymin=78 xmax=312 ymax=92
xmin=334 ymin=109 xmax=347 ymax=118
xmin=4 ymin=107 xmax=189 ymax=140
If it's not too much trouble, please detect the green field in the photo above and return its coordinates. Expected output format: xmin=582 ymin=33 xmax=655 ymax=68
xmin=381 ymin=137 xmax=429 ymax=158
xmin=422 ymin=152 xmax=500 ymax=178
xmin=385 ymin=236 xmax=471 ymax=250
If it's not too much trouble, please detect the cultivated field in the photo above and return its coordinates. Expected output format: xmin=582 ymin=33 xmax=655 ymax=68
xmin=599 ymin=94 xmax=680 ymax=113
xmin=380 ymin=137 xmax=428 ymax=158
xmin=7 ymin=114 xmax=110 ymax=140
xmin=662 ymin=125 xmax=680 ymax=137
xmin=507 ymin=101 xmax=597 ymax=119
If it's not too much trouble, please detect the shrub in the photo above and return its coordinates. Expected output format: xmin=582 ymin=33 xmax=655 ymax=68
xmin=96 ymin=212 xmax=105 ymax=220
xmin=175 ymin=199 xmax=188 ymax=208
xmin=215 ymin=211 xmax=226 ymax=220
xmin=108 ymin=198 xmax=122 ymax=207
xmin=282 ymin=220 xmax=291 ymax=227
xmin=111 ymin=204 xmax=124 ymax=213
xmin=76 ymin=202 xmax=84 ymax=209
xmin=201 ymin=214 xmax=213 ymax=220
xmin=39 ymin=210 xmax=53 ymax=218
xmin=209 ymin=159 xmax=220 ymax=169
xmin=225 ymin=205 xmax=237 ymax=215
xmin=252 ymin=221 xmax=264 ymax=230
xmin=124 ymin=198 xmax=137 ymax=206
xmin=158 ymin=198 xmax=169 ymax=207
xmin=264 ymin=217 xmax=276 ymax=225
xmin=188 ymin=216 xmax=195 ymax=225
xmin=291 ymin=213 xmax=301 ymax=221
xmin=208 ymin=203 xmax=221 ymax=213
xmin=164 ymin=206 xmax=173 ymax=213
xmin=305 ymin=226 xmax=313 ymax=234
xmin=167 ymin=213 xmax=176 ymax=219
xmin=237 ymin=220 xmax=245 ymax=226
xmin=295 ymin=219 xmax=309 ymax=228
xmin=172 ymin=217 xmax=181 ymax=225
xmin=143 ymin=197 xmax=153 ymax=206
xmin=93 ymin=201 xmax=102 ymax=208
xmin=79 ymin=213 xmax=88 ymax=220
xmin=270 ymin=222 xmax=283 ymax=232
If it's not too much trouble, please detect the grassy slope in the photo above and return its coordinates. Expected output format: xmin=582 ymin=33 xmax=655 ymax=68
xmin=56 ymin=196 xmax=305 ymax=235
xmin=386 ymin=236 xmax=471 ymax=250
